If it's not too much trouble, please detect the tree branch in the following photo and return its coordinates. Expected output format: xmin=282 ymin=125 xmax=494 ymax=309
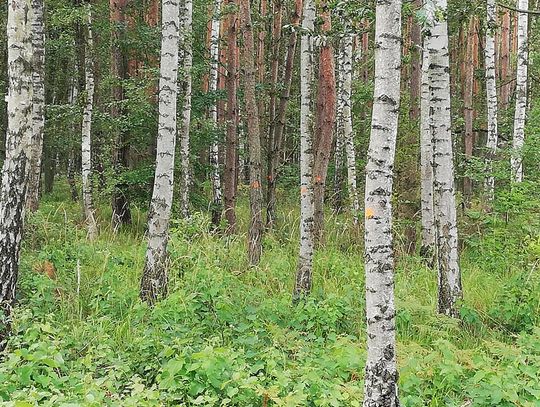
xmin=497 ymin=2 xmax=540 ymax=15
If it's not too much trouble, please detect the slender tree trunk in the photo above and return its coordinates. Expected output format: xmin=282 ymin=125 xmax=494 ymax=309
xmin=256 ymin=0 xmax=267 ymax=134
xmin=363 ymin=0 xmax=402 ymax=404
xmin=179 ymin=0 xmax=193 ymax=219
xmin=265 ymin=0 xmax=283 ymax=221
xmin=224 ymin=0 xmax=238 ymax=233
xmin=428 ymin=0 xmax=462 ymax=317
xmin=293 ymin=0 xmax=315 ymax=300
xmin=26 ymin=0 xmax=45 ymax=213
xmin=511 ymin=0 xmax=529 ymax=183
xmin=265 ymin=0 xmax=302 ymax=227
xmin=0 ymin=0 xmax=33 ymax=351
xmin=342 ymin=34 xmax=359 ymax=226
xmin=333 ymin=36 xmax=346 ymax=214
xmin=312 ymin=2 xmax=336 ymax=244
xmin=110 ymin=0 xmax=132 ymax=228
xmin=140 ymin=0 xmax=180 ymax=305
xmin=81 ymin=9 xmax=98 ymax=240
xmin=420 ymin=39 xmax=435 ymax=261
xmin=409 ymin=0 xmax=422 ymax=120
xmin=500 ymin=11 xmax=511 ymax=109
xmin=485 ymin=0 xmax=499 ymax=200
xmin=240 ymin=0 xmax=264 ymax=265
xmin=463 ymin=17 xmax=476 ymax=203
xmin=68 ymin=82 xmax=79 ymax=202
xmin=209 ymin=0 xmax=223 ymax=227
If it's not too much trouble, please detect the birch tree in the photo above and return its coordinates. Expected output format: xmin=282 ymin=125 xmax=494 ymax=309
xmin=428 ymin=0 xmax=462 ymax=317
xmin=179 ymin=0 xmax=193 ymax=219
xmin=0 ymin=0 xmax=33 ymax=350
xmin=209 ymin=0 xmax=223 ymax=226
xmin=81 ymin=9 xmax=98 ymax=240
xmin=140 ymin=0 xmax=180 ymax=304
xmin=485 ymin=0 xmax=499 ymax=199
xmin=420 ymin=35 xmax=435 ymax=260
xmin=342 ymin=34 xmax=359 ymax=226
xmin=293 ymin=0 xmax=315 ymax=300
xmin=333 ymin=37 xmax=346 ymax=214
xmin=240 ymin=0 xmax=264 ymax=265
xmin=363 ymin=0 xmax=402 ymax=403
xmin=511 ymin=0 xmax=529 ymax=183
xmin=26 ymin=0 xmax=45 ymax=213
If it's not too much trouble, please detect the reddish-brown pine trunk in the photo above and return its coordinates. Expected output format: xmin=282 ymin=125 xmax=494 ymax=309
xmin=218 ymin=18 xmax=228 ymax=124
xmin=500 ymin=10 xmax=511 ymax=109
xmin=224 ymin=1 xmax=239 ymax=234
xmin=257 ymin=0 xmax=267 ymax=130
xmin=312 ymin=3 xmax=336 ymax=244
xmin=265 ymin=0 xmax=302 ymax=227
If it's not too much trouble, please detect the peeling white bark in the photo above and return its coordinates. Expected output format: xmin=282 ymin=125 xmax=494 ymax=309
xmin=179 ymin=0 xmax=193 ymax=218
xmin=485 ymin=0 xmax=498 ymax=199
xmin=363 ymin=0 xmax=402 ymax=404
xmin=428 ymin=0 xmax=462 ymax=317
xmin=26 ymin=0 xmax=45 ymax=213
xmin=209 ymin=0 xmax=223 ymax=223
xmin=0 ymin=0 xmax=34 ymax=348
xmin=511 ymin=0 xmax=529 ymax=183
xmin=294 ymin=0 xmax=315 ymax=299
xmin=81 ymin=9 xmax=98 ymax=240
xmin=141 ymin=0 xmax=180 ymax=304
xmin=341 ymin=34 xmax=359 ymax=226
xmin=420 ymin=38 xmax=435 ymax=259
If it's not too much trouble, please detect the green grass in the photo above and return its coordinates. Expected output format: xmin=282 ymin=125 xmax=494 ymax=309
xmin=1 ymin=181 xmax=540 ymax=406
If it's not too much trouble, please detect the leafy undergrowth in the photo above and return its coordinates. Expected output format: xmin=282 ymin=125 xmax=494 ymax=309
xmin=1 ymin=184 xmax=540 ymax=406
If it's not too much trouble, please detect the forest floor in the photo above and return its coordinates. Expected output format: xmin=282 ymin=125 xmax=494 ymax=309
xmin=2 ymin=181 xmax=540 ymax=406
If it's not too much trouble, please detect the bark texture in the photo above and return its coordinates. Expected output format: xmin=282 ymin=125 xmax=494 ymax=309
xmin=209 ymin=0 xmax=223 ymax=227
xmin=140 ymin=0 xmax=180 ymax=304
xmin=0 ymin=0 xmax=33 ymax=350
xmin=420 ymin=39 xmax=435 ymax=261
xmin=240 ymin=0 xmax=264 ymax=265
xmin=363 ymin=0 xmax=402 ymax=404
xmin=485 ymin=0 xmax=499 ymax=200
xmin=81 ymin=9 xmax=98 ymax=240
xmin=428 ymin=0 xmax=462 ymax=317
xmin=224 ymin=0 xmax=238 ymax=233
xmin=511 ymin=0 xmax=529 ymax=183
xmin=293 ymin=0 xmax=315 ymax=300
xmin=26 ymin=0 xmax=45 ymax=213
xmin=312 ymin=3 xmax=336 ymax=244
xmin=179 ymin=0 xmax=193 ymax=219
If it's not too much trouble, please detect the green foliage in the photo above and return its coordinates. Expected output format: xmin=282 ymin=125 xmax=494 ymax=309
xmin=2 ymin=185 xmax=540 ymax=405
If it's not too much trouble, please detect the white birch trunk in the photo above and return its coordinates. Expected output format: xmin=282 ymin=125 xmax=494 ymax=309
xmin=140 ymin=0 xmax=180 ymax=304
xmin=420 ymin=39 xmax=435 ymax=259
xmin=428 ymin=0 xmax=462 ymax=317
xmin=179 ymin=0 xmax=193 ymax=218
xmin=485 ymin=0 xmax=499 ymax=199
xmin=209 ymin=0 xmax=223 ymax=223
xmin=363 ymin=0 xmax=402 ymax=404
xmin=0 ymin=0 xmax=33 ymax=348
xmin=293 ymin=0 xmax=315 ymax=299
xmin=333 ymin=37 xmax=345 ymax=213
xmin=81 ymin=9 xmax=98 ymax=240
xmin=511 ymin=0 xmax=529 ymax=183
xmin=342 ymin=34 xmax=359 ymax=226
xmin=26 ymin=0 xmax=45 ymax=213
